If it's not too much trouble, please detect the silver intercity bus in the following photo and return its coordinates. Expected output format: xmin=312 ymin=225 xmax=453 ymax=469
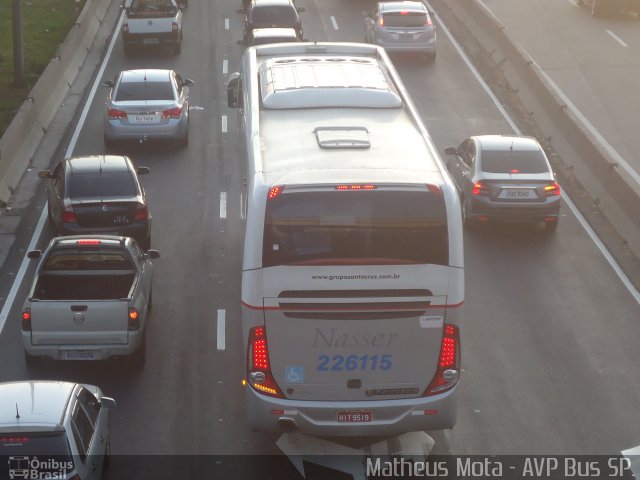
xmin=227 ymin=42 xmax=464 ymax=437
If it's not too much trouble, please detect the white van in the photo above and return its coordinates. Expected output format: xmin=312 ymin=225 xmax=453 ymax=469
xmin=227 ymin=43 xmax=464 ymax=437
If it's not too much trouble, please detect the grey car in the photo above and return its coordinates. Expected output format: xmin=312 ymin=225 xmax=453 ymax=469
xmin=444 ymin=135 xmax=561 ymax=231
xmin=102 ymin=69 xmax=194 ymax=148
xmin=364 ymin=1 xmax=436 ymax=61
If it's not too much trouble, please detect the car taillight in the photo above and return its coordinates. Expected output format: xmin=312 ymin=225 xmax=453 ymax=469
xmin=107 ymin=108 xmax=127 ymax=120
xmin=425 ymin=16 xmax=433 ymax=26
xmin=544 ymin=182 xmax=560 ymax=197
xmin=423 ymin=324 xmax=460 ymax=396
xmin=267 ymin=185 xmax=284 ymax=200
xmin=471 ymin=181 xmax=490 ymax=196
xmin=172 ymin=22 xmax=178 ymax=33
xmin=134 ymin=203 xmax=148 ymax=221
xmin=128 ymin=307 xmax=140 ymax=331
xmin=378 ymin=16 xmax=384 ymax=26
xmin=162 ymin=106 xmax=182 ymax=119
xmin=21 ymin=308 xmax=31 ymax=331
xmin=123 ymin=22 xmax=129 ymax=33
xmin=247 ymin=326 xmax=284 ymax=398
xmin=63 ymin=206 xmax=77 ymax=223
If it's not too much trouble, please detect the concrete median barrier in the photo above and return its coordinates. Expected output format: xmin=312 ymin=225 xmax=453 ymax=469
xmin=431 ymin=0 xmax=640 ymax=260
xmin=0 ymin=0 xmax=113 ymax=207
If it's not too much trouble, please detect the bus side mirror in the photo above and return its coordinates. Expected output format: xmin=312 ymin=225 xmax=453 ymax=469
xmin=227 ymin=73 xmax=241 ymax=109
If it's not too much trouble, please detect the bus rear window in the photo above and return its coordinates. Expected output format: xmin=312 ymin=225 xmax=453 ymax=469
xmin=263 ymin=189 xmax=448 ymax=267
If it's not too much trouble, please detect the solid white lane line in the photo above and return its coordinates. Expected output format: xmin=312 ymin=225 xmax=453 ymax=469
xmin=330 ymin=16 xmax=339 ymax=30
xmin=0 ymin=10 xmax=126 ymax=334
xmin=429 ymin=0 xmax=640 ymax=306
xmin=222 ymin=59 xmax=228 ymax=75
xmin=240 ymin=193 xmax=245 ymax=220
xmin=606 ymin=30 xmax=629 ymax=47
xmin=217 ymin=309 xmax=226 ymax=350
xmin=220 ymin=192 xmax=227 ymax=219
xmin=225 ymin=18 xmax=230 ymax=30
xmin=221 ymin=115 xmax=228 ymax=133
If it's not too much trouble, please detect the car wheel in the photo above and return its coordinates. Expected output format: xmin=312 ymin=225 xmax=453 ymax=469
xmin=24 ymin=351 xmax=40 ymax=368
xmin=104 ymin=134 xmax=115 ymax=151
xmin=140 ymin=235 xmax=151 ymax=251
xmin=591 ymin=0 xmax=606 ymax=16
xmin=174 ymin=41 xmax=182 ymax=55
xmin=131 ymin=332 xmax=146 ymax=367
xmin=47 ymin=203 xmax=54 ymax=227
xmin=148 ymin=289 xmax=153 ymax=313
xmin=426 ymin=51 xmax=437 ymax=63
xmin=103 ymin=440 xmax=111 ymax=471
xmin=123 ymin=43 xmax=133 ymax=56
xmin=544 ymin=219 xmax=559 ymax=233
xmin=461 ymin=197 xmax=473 ymax=228
xmin=177 ymin=130 xmax=189 ymax=149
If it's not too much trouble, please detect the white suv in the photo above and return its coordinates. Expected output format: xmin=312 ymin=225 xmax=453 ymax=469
xmin=0 ymin=381 xmax=116 ymax=480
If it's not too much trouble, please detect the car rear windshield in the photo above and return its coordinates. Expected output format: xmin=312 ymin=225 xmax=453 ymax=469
xmin=382 ymin=11 xmax=427 ymax=28
xmin=128 ymin=0 xmax=177 ymax=16
xmin=68 ymin=172 xmax=137 ymax=198
xmin=0 ymin=432 xmax=73 ymax=468
xmin=263 ymin=189 xmax=448 ymax=267
xmin=480 ymin=149 xmax=550 ymax=174
xmin=251 ymin=6 xmax=298 ymax=26
xmin=115 ymin=81 xmax=175 ymax=101
xmin=43 ymin=249 xmax=135 ymax=271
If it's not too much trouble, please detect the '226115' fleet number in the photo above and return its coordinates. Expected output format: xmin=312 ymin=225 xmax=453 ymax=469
xmin=316 ymin=354 xmax=392 ymax=371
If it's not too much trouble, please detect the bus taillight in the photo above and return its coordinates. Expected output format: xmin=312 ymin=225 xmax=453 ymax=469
xmin=423 ymin=324 xmax=460 ymax=396
xmin=248 ymin=326 xmax=285 ymax=398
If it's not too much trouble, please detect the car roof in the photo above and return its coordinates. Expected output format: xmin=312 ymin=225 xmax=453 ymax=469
xmin=252 ymin=0 xmax=295 ymax=7
xmin=0 ymin=381 xmax=76 ymax=432
xmin=473 ymin=135 xmax=542 ymax=151
xmin=252 ymin=27 xmax=298 ymax=38
xmin=119 ymin=69 xmax=173 ymax=83
xmin=379 ymin=1 xmax=427 ymax=13
xmin=66 ymin=155 xmax=131 ymax=174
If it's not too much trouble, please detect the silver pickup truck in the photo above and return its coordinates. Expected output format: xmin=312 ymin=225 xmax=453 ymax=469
xmin=122 ymin=0 xmax=184 ymax=55
xmin=21 ymin=235 xmax=159 ymax=366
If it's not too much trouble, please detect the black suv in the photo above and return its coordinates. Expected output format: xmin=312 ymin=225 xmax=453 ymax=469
xmin=243 ymin=0 xmax=305 ymax=43
xmin=39 ymin=155 xmax=152 ymax=249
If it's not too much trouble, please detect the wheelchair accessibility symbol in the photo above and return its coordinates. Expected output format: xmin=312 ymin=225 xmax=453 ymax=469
xmin=285 ymin=366 xmax=304 ymax=384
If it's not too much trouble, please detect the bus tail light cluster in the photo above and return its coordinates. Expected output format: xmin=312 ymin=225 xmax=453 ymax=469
xmin=247 ymin=326 xmax=284 ymax=398
xmin=423 ymin=324 xmax=460 ymax=396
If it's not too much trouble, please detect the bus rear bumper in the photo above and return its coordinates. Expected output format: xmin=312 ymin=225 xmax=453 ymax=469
xmin=246 ymin=386 xmax=457 ymax=437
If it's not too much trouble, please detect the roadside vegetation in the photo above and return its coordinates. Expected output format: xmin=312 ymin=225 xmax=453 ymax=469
xmin=0 ymin=0 xmax=86 ymax=137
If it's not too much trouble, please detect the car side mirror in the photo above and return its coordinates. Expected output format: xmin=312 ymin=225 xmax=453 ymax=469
xmin=101 ymin=80 xmax=113 ymax=88
xmin=428 ymin=10 xmax=435 ymax=16
xmin=38 ymin=170 xmax=53 ymax=179
xmin=444 ymin=147 xmax=457 ymax=155
xmin=146 ymin=250 xmax=160 ymax=259
xmin=27 ymin=250 xmax=42 ymax=259
xmin=100 ymin=397 xmax=117 ymax=409
xmin=136 ymin=166 xmax=150 ymax=175
xmin=182 ymin=78 xmax=195 ymax=87
xmin=297 ymin=7 xmax=305 ymax=13
xmin=237 ymin=8 xmax=245 ymax=14
xmin=237 ymin=39 xmax=247 ymax=46
xmin=227 ymin=72 xmax=241 ymax=109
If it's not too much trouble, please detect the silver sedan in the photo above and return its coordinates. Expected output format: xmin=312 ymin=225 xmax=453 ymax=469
xmin=102 ymin=69 xmax=194 ymax=148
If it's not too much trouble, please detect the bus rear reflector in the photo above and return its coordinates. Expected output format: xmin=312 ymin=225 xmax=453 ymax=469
xmin=423 ymin=324 xmax=460 ymax=396
xmin=248 ymin=326 xmax=284 ymax=398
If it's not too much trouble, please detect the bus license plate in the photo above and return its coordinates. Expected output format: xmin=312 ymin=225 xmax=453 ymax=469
xmin=63 ymin=351 xmax=97 ymax=361
xmin=337 ymin=411 xmax=372 ymax=423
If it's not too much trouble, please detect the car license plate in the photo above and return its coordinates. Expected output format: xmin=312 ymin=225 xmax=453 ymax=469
xmin=113 ymin=215 xmax=130 ymax=225
xmin=500 ymin=188 xmax=536 ymax=199
xmin=132 ymin=115 xmax=157 ymax=124
xmin=143 ymin=38 xmax=159 ymax=45
xmin=63 ymin=351 xmax=97 ymax=361
xmin=337 ymin=411 xmax=372 ymax=423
